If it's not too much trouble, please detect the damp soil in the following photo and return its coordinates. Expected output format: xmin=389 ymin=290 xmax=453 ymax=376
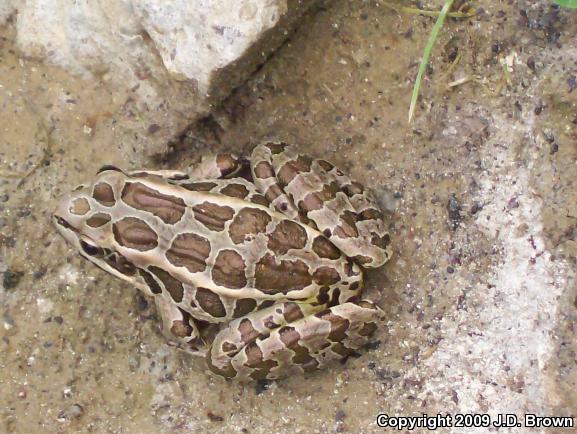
xmin=1 ymin=1 xmax=576 ymax=433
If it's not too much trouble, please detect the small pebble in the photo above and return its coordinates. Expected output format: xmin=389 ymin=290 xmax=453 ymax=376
xmin=207 ymin=411 xmax=224 ymax=422
xmin=147 ymin=124 xmax=161 ymax=135
xmin=447 ymin=194 xmax=462 ymax=230
xmin=507 ymin=197 xmax=520 ymax=209
xmin=33 ymin=268 xmax=47 ymax=280
xmin=470 ymin=202 xmax=482 ymax=215
xmin=335 ymin=409 xmax=346 ymax=422
xmin=58 ymin=404 xmax=84 ymax=422
xmin=3 ymin=270 xmax=23 ymax=290
xmin=549 ymin=143 xmax=559 ymax=155
xmin=254 ymin=379 xmax=271 ymax=395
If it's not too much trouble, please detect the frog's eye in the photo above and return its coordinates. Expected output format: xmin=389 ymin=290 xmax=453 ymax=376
xmin=54 ymin=216 xmax=75 ymax=231
xmin=80 ymin=239 xmax=105 ymax=257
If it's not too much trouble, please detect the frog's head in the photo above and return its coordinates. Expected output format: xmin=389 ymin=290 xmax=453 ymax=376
xmin=53 ymin=167 xmax=140 ymax=279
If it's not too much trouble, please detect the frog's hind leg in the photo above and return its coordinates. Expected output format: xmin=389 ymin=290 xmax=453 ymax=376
xmin=250 ymin=142 xmax=310 ymax=223
xmin=251 ymin=142 xmax=391 ymax=268
xmin=206 ymin=300 xmax=384 ymax=381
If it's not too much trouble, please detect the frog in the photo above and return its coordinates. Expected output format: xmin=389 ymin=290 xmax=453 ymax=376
xmin=53 ymin=142 xmax=392 ymax=381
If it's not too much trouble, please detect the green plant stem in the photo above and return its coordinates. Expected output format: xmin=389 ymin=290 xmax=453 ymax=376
xmin=553 ymin=0 xmax=577 ymax=8
xmin=408 ymin=0 xmax=455 ymax=123
xmin=382 ymin=2 xmax=475 ymax=18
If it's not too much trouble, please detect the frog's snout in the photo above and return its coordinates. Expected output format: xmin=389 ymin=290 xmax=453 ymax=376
xmin=52 ymin=184 xmax=91 ymax=243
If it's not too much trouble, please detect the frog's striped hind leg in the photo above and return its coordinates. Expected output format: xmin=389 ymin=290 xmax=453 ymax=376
xmin=250 ymin=142 xmax=311 ymax=223
xmin=206 ymin=300 xmax=384 ymax=381
xmin=250 ymin=142 xmax=392 ymax=268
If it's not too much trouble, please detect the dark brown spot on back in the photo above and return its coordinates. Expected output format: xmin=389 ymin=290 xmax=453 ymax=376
xmin=86 ymin=212 xmax=111 ymax=228
xmin=195 ymin=287 xmax=226 ymax=318
xmin=233 ymin=298 xmax=257 ymax=318
xmin=149 ymin=266 xmax=184 ymax=302
xmin=313 ymin=267 xmax=341 ymax=286
xmin=282 ymin=302 xmax=305 ymax=322
xmin=228 ymin=208 xmax=271 ymax=244
xmin=113 ymin=217 xmax=158 ymax=251
xmin=181 ymin=181 xmax=218 ymax=191
xmin=249 ymin=194 xmax=270 ymax=207
xmin=329 ymin=288 xmax=341 ymax=306
xmin=93 ymin=182 xmax=115 ymax=206
xmin=122 ymin=182 xmax=186 ymax=224
xmin=258 ymin=300 xmax=275 ymax=309
xmin=220 ymin=183 xmax=249 ymax=199
xmin=254 ymin=254 xmax=312 ymax=294
xmin=166 ymin=232 xmax=211 ymax=273
xmin=193 ymin=201 xmax=235 ymax=231
xmin=267 ymin=220 xmax=307 ymax=254
xmin=316 ymin=286 xmax=330 ymax=305
xmin=212 ymin=249 xmax=247 ymax=289
xmin=312 ymin=236 xmax=341 ymax=259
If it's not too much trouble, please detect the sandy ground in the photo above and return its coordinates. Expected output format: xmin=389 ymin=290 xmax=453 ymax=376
xmin=1 ymin=1 xmax=576 ymax=433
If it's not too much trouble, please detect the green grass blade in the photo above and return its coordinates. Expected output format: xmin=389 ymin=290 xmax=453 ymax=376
xmin=408 ymin=0 xmax=455 ymax=123
xmin=381 ymin=2 xmax=476 ymax=18
xmin=553 ymin=0 xmax=577 ymax=8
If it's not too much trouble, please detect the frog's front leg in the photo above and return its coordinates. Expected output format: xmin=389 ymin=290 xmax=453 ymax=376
xmin=154 ymin=294 xmax=213 ymax=355
xmin=207 ymin=300 xmax=384 ymax=381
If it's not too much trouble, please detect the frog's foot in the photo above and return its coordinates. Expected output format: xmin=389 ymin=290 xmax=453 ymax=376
xmin=206 ymin=300 xmax=384 ymax=381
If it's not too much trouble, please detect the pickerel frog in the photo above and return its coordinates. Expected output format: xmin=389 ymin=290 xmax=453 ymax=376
xmin=54 ymin=143 xmax=392 ymax=381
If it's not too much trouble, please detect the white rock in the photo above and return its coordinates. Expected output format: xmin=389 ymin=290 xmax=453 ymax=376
xmin=6 ymin=0 xmax=318 ymax=154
